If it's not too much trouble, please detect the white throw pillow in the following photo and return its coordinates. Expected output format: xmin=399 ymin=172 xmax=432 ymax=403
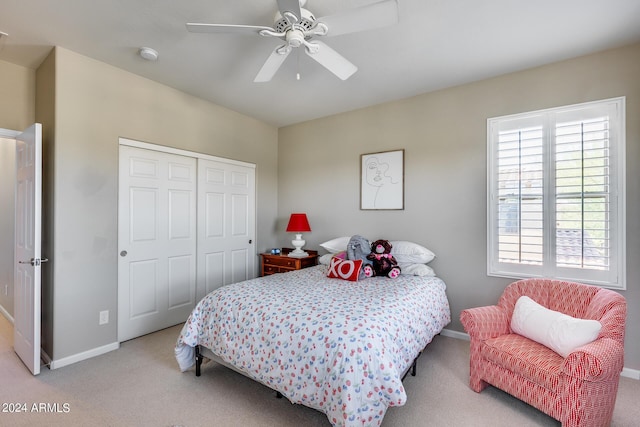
xmin=318 ymin=253 xmax=334 ymax=265
xmin=511 ymin=296 xmax=602 ymax=358
xmin=399 ymin=263 xmax=436 ymax=277
xmin=319 ymin=237 xmax=351 ymax=253
xmin=390 ymin=241 xmax=435 ymax=264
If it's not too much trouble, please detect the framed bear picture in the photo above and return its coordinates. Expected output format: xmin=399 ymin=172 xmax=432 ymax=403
xmin=360 ymin=149 xmax=404 ymax=210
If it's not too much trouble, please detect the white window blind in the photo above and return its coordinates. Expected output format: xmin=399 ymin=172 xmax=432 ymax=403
xmin=487 ymin=98 xmax=625 ymax=289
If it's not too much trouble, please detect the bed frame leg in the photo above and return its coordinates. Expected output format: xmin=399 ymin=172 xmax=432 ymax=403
xmin=195 ymin=345 xmax=203 ymax=377
xmin=413 ymin=351 xmax=423 ymax=376
xmin=402 ymin=351 xmax=422 ymax=381
xmin=276 ymin=392 xmax=283 ymax=399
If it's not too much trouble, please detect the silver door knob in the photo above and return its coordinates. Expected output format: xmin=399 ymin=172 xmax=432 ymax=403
xmin=120 ymin=250 xmax=128 ymax=257
xmin=18 ymin=258 xmax=48 ymax=266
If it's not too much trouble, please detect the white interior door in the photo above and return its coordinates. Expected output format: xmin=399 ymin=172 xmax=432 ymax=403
xmin=14 ymin=123 xmax=43 ymax=375
xmin=118 ymin=146 xmax=197 ymax=342
xmin=197 ymin=159 xmax=255 ymax=301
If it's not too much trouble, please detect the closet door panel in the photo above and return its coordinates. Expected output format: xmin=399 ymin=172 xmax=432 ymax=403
xmin=197 ymin=158 xmax=255 ymax=301
xmin=118 ymin=145 xmax=196 ymax=341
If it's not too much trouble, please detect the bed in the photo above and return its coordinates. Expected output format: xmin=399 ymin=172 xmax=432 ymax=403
xmin=175 ymin=263 xmax=450 ymax=427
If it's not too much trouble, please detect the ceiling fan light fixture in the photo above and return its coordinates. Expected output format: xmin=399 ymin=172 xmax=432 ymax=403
xmin=138 ymin=47 xmax=158 ymax=61
xmin=186 ymin=0 xmax=399 ymax=82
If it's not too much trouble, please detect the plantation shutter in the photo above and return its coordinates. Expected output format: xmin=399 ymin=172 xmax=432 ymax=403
xmin=554 ymin=114 xmax=610 ymax=270
xmin=487 ymin=97 xmax=625 ymax=289
xmin=496 ymin=125 xmax=544 ymax=266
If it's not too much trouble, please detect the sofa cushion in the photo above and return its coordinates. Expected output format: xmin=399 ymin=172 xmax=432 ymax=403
xmin=511 ymin=296 xmax=602 ymax=357
xmin=482 ymin=334 xmax=563 ymax=391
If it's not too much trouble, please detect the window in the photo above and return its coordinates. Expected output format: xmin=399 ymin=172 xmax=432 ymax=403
xmin=487 ymin=98 xmax=625 ymax=289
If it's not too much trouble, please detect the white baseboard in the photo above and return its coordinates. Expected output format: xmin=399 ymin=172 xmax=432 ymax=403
xmin=440 ymin=328 xmax=639 ymax=380
xmin=0 ymin=305 xmax=14 ymax=324
xmin=41 ymin=349 xmax=52 ymax=367
xmin=48 ymin=342 xmax=120 ymax=370
xmin=2 ymin=311 xmax=119 ymax=371
xmin=621 ymin=367 xmax=640 ymax=380
xmin=440 ymin=328 xmax=469 ymax=341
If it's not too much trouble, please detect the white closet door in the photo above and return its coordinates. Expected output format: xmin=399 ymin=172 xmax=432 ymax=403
xmin=197 ymin=158 xmax=255 ymax=301
xmin=118 ymin=146 xmax=197 ymax=342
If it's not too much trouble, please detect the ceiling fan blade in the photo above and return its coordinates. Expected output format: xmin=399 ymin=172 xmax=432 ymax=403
xmin=254 ymin=45 xmax=292 ymax=82
xmin=304 ymin=40 xmax=357 ymax=80
xmin=316 ymin=0 xmax=399 ymax=37
xmin=186 ymin=23 xmax=273 ymax=34
xmin=277 ymin=0 xmax=302 ymax=22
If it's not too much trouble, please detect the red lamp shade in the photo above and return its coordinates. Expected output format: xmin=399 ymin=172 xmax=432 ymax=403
xmin=286 ymin=213 xmax=311 ymax=233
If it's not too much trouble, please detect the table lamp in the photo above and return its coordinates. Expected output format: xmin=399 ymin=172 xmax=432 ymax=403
xmin=286 ymin=213 xmax=311 ymax=257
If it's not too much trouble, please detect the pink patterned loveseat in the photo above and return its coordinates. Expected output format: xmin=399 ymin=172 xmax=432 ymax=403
xmin=460 ymin=278 xmax=626 ymax=427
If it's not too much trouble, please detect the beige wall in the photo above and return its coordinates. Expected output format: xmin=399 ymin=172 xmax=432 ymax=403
xmin=0 ymin=60 xmax=35 ymax=319
xmin=35 ymin=50 xmax=56 ymax=357
xmin=0 ymin=59 xmax=35 ymax=130
xmin=1 ymin=42 xmax=638 ymax=372
xmin=44 ymin=47 xmax=279 ymax=361
xmin=0 ymin=137 xmax=16 ymax=318
xmin=278 ymin=42 xmax=640 ymax=370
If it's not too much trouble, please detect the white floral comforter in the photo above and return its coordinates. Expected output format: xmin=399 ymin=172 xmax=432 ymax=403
xmin=175 ymin=265 xmax=450 ymax=427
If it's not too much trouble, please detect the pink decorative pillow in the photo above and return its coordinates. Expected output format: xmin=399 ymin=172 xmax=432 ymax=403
xmin=333 ymin=251 xmax=347 ymax=259
xmin=327 ymin=256 xmax=362 ymax=282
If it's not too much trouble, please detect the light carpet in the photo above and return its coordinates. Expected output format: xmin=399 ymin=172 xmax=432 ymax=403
xmin=1 ymin=315 xmax=638 ymax=426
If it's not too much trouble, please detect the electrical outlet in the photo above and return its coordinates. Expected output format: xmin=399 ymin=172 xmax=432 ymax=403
xmin=3 ymin=284 xmax=7 ymax=296
xmin=99 ymin=310 xmax=109 ymax=325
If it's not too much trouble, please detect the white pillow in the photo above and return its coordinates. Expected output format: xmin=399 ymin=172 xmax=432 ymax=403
xmin=390 ymin=241 xmax=435 ymax=264
xmin=399 ymin=263 xmax=436 ymax=277
xmin=511 ymin=296 xmax=602 ymax=358
xmin=318 ymin=253 xmax=334 ymax=265
xmin=319 ymin=237 xmax=351 ymax=253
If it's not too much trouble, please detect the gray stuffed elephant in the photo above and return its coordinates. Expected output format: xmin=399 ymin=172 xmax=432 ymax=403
xmin=346 ymin=235 xmax=373 ymax=280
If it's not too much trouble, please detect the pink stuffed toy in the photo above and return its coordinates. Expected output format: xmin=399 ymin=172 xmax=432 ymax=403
xmin=364 ymin=239 xmax=401 ymax=278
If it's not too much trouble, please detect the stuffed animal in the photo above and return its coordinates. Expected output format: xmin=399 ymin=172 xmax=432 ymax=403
xmin=346 ymin=235 xmax=373 ymax=280
xmin=365 ymin=239 xmax=401 ymax=278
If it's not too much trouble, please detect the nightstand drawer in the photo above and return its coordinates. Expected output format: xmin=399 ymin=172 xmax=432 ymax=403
xmin=260 ymin=249 xmax=318 ymax=277
xmin=263 ymin=264 xmax=290 ymax=275
xmin=265 ymin=256 xmax=298 ymax=268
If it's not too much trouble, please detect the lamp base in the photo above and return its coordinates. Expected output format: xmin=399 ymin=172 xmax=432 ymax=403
xmin=288 ymin=233 xmax=308 ymax=257
xmin=287 ymin=249 xmax=309 ymax=258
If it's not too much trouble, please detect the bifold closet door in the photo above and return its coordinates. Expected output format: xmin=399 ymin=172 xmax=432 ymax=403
xmin=118 ymin=146 xmax=197 ymax=342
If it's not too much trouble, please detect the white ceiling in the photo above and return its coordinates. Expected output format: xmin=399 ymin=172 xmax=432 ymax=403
xmin=1 ymin=0 xmax=639 ymax=127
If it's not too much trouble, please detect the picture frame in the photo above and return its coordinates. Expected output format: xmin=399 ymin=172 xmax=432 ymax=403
xmin=360 ymin=149 xmax=404 ymax=210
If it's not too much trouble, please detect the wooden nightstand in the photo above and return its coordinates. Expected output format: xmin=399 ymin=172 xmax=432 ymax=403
xmin=260 ymin=248 xmax=319 ymax=276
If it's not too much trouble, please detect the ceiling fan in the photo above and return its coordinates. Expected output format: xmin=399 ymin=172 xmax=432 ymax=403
xmin=186 ymin=0 xmax=399 ymax=82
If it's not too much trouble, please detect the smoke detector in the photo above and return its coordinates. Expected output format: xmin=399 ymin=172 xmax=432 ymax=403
xmin=138 ymin=47 xmax=158 ymax=61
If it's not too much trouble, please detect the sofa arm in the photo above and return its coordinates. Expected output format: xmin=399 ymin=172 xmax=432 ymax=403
xmin=562 ymin=337 xmax=625 ymax=382
xmin=460 ymin=305 xmax=510 ymax=340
